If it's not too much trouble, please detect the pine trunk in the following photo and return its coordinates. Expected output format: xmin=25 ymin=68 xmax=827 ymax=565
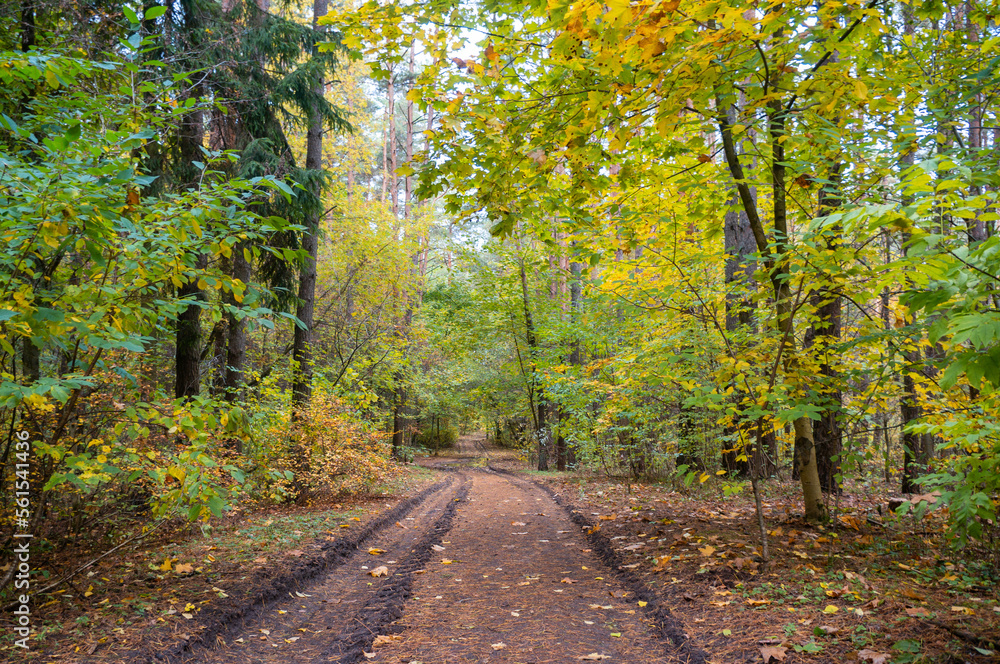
xmin=291 ymin=0 xmax=327 ymax=410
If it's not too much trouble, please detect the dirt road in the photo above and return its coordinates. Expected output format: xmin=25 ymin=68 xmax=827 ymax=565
xmin=157 ymin=437 xmax=703 ymax=664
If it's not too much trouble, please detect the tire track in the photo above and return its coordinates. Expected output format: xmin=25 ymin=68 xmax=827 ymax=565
xmin=488 ymin=464 xmax=708 ymax=663
xmin=143 ymin=476 xmax=460 ymax=664
xmin=323 ymin=480 xmax=470 ymax=663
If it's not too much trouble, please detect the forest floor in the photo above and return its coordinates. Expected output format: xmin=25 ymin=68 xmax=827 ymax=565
xmin=2 ymin=436 xmax=998 ymax=664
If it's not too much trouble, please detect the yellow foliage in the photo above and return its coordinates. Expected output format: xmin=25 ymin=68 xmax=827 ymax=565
xmin=265 ymin=391 xmax=397 ymax=499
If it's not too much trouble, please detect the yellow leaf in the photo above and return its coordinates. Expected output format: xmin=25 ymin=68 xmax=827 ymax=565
xmin=951 ymin=606 xmax=974 ymax=615
xmin=441 ymin=559 xmax=453 ymax=565
xmin=699 ymin=472 xmax=710 ymax=483
xmin=698 ymin=545 xmax=716 ymax=557
xmin=159 ymin=558 xmax=174 ymax=572
xmin=822 ymin=605 xmax=839 ymax=614
xmin=638 ymin=601 xmax=647 ymax=607
xmin=368 ymin=548 xmax=386 ymax=555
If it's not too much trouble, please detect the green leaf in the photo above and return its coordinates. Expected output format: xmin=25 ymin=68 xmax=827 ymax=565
xmin=123 ymin=7 xmax=139 ymax=24
xmin=208 ymin=495 xmax=225 ymax=518
xmin=893 ymin=639 xmax=921 ymax=653
xmin=144 ymin=5 xmax=168 ymax=20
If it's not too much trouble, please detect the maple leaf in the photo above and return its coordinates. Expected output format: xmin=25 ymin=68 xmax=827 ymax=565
xmin=858 ymin=649 xmax=892 ymax=664
xmin=760 ymin=645 xmax=787 ymax=663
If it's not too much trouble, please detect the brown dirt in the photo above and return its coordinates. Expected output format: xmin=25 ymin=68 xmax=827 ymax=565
xmin=11 ymin=435 xmax=995 ymax=664
xmin=144 ymin=435 xmax=705 ymax=663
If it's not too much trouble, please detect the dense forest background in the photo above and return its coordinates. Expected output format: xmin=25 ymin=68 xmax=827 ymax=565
xmin=2 ymin=0 xmax=1000 ymax=595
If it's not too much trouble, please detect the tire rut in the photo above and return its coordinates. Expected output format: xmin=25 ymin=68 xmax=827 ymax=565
xmin=148 ymin=475 xmax=467 ymax=664
xmin=375 ymin=464 xmax=697 ymax=663
xmin=487 ymin=464 xmax=708 ymax=663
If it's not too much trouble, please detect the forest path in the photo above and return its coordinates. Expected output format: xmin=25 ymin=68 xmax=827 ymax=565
xmin=173 ymin=436 xmax=702 ymax=664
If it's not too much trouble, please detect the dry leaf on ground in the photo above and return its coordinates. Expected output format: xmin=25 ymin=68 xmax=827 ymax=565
xmin=369 ymin=566 xmax=389 ymax=577
xmin=760 ymin=645 xmax=787 ymax=663
xmin=858 ymin=650 xmax=892 ymax=664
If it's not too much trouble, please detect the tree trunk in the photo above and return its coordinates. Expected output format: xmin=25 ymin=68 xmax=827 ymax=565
xmin=20 ymin=0 xmax=35 ymax=52
xmin=721 ymin=125 xmax=762 ymax=475
xmin=519 ymin=259 xmax=548 ymax=470
xmin=291 ymin=0 xmax=328 ymax=410
xmin=175 ymin=255 xmax=207 ymax=400
xmin=717 ymin=94 xmax=826 ymax=521
xmin=224 ymin=242 xmax=250 ymax=403
xmin=812 ymin=162 xmax=844 ymax=493
xmin=387 ymin=73 xmax=397 ymax=217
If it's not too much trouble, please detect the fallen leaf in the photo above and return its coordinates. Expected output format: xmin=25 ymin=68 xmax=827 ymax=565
xmin=174 ymin=563 xmax=194 ymax=574
xmin=368 ymin=548 xmax=386 ymax=555
xmin=431 ymin=544 xmax=446 ymax=552
xmin=747 ymin=599 xmax=770 ymax=606
xmin=610 ymin=590 xmax=629 ymax=598
xmin=370 ymin=566 xmax=389 ymax=577
xmin=363 ymin=653 xmax=376 ymax=660
xmin=577 ymin=654 xmax=611 ymax=661
xmin=858 ymin=649 xmax=892 ymax=664
xmin=441 ymin=559 xmax=454 ymax=565
xmin=638 ymin=601 xmax=647 ymax=608
xmin=905 ymin=607 xmax=930 ymax=617
xmin=371 ymin=634 xmax=400 ymax=647
xmin=158 ymin=559 xmax=174 ymax=572
xmin=900 ymin=588 xmax=924 ymax=601
xmin=951 ymin=606 xmax=974 ymax=615
xmin=491 ymin=642 xmax=506 ymax=650
xmin=589 ymin=604 xmax=613 ymax=610
xmin=698 ymin=545 xmax=716 ymax=557
xmin=511 ymin=522 xmax=526 ymax=526
xmin=561 ymin=577 xmax=576 ymax=584
xmin=760 ymin=645 xmax=787 ymax=663
xmin=822 ymin=605 xmax=839 ymax=614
